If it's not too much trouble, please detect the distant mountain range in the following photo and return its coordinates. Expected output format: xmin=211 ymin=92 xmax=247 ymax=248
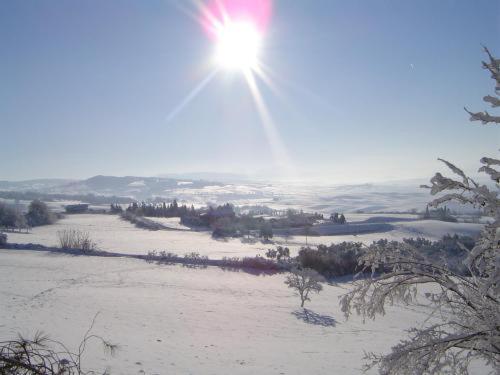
xmin=0 ymin=175 xmax=222 ymax=200
xmin=0 ymin=179 xmax=76 ymax=191
xmin=158 ymin=172 xmax=251 ymax=183
xmin=0 ymin=175 xmax=483 ymax=214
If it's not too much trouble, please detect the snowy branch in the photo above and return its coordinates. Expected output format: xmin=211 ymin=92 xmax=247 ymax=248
xmin=339 ymin=47 xmax=500 ymax=374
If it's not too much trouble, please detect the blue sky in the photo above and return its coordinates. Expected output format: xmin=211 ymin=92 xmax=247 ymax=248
xmin=1 ymin=0 xmax=499 ymax=183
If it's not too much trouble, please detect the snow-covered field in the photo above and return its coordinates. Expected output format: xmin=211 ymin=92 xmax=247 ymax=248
xmin=0 ymin=249 xmax=437 ymax=374
xmin=6 ymin=214 xmax=484 ymax=259
xmin=6 ymin=214 xmax=274 ymax=258
xmin=147 ymin=216 xmax=191 ymax=231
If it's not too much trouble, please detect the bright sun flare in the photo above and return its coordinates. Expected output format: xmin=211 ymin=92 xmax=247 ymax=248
xmin=215 ymin=21 xmax=261 ymax=71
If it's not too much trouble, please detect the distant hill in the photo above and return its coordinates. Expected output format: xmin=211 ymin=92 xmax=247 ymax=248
xmin=159 ymin=172 xmax=250 ymax=183
xmin=0 ymin=175 xmax=222 ymax=200
xmin=0 ymin=179 xmax=76 ymax=191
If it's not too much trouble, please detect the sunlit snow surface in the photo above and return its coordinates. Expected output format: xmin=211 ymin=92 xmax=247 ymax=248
xmin=6 ymin=214 xmax=484 ymax=258
xmin=0 ymin=251 xmax=489 ymax=374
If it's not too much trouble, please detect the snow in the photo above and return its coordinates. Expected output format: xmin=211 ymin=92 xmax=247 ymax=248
xmin=6 ymin=214 xmax=484 ymax=258
xmin=395 ymin=220 xmax=483 ymax=238
xmin=146 ymin=216 xmax=191 ymax=231
xmin=6 ymin=214 xmax=275 ymax=258
xmin=0 ymin=249 xmax=434 ymax=374
xmin=128 ymin=180 xmax=146 ymax=187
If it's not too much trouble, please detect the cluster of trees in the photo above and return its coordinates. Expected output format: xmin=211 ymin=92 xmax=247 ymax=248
xmin=181 ymin=203 xmax=235 ymax=227
xmin=265 ymin=246 xmax=290 ymax=261
xmin=109 ymin=203 xmax=123 ymax=213
xmin=208 ymin=208 xmax=323 ymax=239
xmin=125 ymin=200 xmax=195 ymax=218
xmin=0 ymin=202 xmax=25 ymax=229
xmin=121 ymin=199 xmax=324 ymax=240
xmin=329 ymin=212 xmax=347 ymax=224
xmin=184 ymin=204 xmax=275 ymax=239
xmin=270 ymin=209 xmax=323 ymax=228
xmin=422 ymin=205 xmax=457 ymax=222
xmin=0 ymin=200 xmax=55 ymax=229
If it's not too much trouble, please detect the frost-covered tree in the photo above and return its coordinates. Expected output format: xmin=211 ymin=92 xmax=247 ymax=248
xmin=25 ymin=200 xmax=54 ymax=227
xmin=465 ymin=46 xmax=500 ymax=125
xmin=339 ymin=47 xmax=500 ymax=374
xmin=260 ymin=222 xmax=273 ymax=241
xmin=285 ymin=267 xmax=325 ymax=307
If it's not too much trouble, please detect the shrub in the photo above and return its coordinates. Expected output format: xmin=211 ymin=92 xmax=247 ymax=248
xmin=266 ymin=246 xmax=291 ymax=261
xmin=221 ymin=255 xmax=283 ymax=271
xmin=0 ymin=233 xmax=6 ymax=246
xmin=298 ymin=242 xmax=365 ymax=277
xmin=57 ymin=229 xmax=98 ymax=253
xmin=239 ymin=255 xmax=281 ymax=270
xmin=146 ymin=250 xmax=179 ymax=263
xmin=183 ymin=252 xmax=208 ymax=263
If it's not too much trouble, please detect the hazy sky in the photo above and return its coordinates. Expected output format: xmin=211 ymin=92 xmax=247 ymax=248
xmin=1 ymin=0 xmax=499 ymax=183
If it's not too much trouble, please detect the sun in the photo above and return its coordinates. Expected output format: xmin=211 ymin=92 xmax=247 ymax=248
xmin=214 ymin=21 xmax=262 ymax=71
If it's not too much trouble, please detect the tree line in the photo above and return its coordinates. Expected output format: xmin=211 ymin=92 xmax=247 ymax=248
xmin=117 ymin=200 xmax=327 ymax=239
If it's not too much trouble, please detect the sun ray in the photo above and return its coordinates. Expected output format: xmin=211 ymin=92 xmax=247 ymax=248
xmin=243 ymin=69 xmax=295 ymax=178
xmin=258 ymin=61 xmax=338 ymax=113
xmin=252 ymin=63 xmax=287 ymax=104
xmin=167 ymin=0 xmax=295 ymax=179
xmin=167 ymin=0 xmax=202 ymax=25
xmin=165 ymin=70 xmax=218 ymax=125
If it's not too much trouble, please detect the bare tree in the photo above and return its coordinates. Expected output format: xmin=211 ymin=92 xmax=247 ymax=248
xmin=339 ymin=48 xmax=500 ymax=374
xmin=0 ymin=313 xmax=117 ymax=374
xmin=285 ymin=268 xmax=325 ymax=307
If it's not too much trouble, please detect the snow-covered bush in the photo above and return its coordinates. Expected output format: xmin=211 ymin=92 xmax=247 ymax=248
xmin=402 ymin=235 xmax=475 ymax=276
xmin=285 ymin=268 xmax=325 ymax=307
xmin=339 ymin=47 xmax=500 ymax=374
